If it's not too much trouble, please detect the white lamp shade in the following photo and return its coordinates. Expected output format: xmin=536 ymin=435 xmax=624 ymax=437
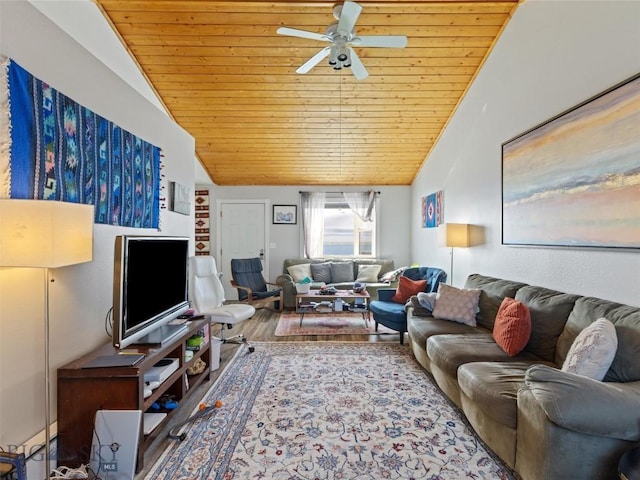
xmin=440 ymin=223 xmax=470 ymax=248
xmin=0 ymin=199 xmax=94 ymax=267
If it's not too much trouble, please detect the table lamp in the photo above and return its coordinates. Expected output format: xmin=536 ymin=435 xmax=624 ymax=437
xmin=0 ymin=199 xmax=94 ymax=478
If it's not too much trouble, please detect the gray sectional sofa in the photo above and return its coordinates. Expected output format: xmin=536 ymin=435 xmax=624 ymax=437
xmin=407 ymin=273 xmax=640 ymax=480
xmin=276 ymin=257 xmax=396 ymax=310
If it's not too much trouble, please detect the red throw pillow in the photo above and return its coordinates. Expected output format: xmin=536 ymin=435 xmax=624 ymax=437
xmin=391 ymin=276 xmax=427 ymax=303
xmin=493 ymin=297 xmax=531 ymax=356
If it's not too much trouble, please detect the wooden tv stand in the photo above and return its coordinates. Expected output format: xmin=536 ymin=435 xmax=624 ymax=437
xmin=56 ymin=319 xmax=211 ymax=473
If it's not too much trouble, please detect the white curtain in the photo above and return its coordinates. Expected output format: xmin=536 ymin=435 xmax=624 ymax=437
xmin=300 ymin=192 xmax=325 ymax=258
xmin=343 ymin=190 xmax=377 ymax=222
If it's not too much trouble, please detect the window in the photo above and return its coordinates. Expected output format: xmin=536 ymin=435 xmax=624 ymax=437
xmin=300 ymin=192 xmax=377 ymax=258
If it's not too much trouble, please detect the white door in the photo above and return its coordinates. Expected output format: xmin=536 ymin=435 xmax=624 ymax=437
xmin=217 ymin=200 xmax=269 ymax=300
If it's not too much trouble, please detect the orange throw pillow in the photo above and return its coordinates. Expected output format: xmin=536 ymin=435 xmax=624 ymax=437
xmin=391 ymin=276 xmax=427 ymax=303
xmin=493 ymin=297 xmax=531 ymax=356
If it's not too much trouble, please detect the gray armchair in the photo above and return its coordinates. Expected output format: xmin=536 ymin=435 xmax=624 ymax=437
xmin=230 ymin=257 xmax=283 ymax=311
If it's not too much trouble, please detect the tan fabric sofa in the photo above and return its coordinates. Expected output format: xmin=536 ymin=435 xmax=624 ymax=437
xmin=407 ymin=273 xmax=640 ymax=480
xmin=276 ymin=258 xmax=396 ymax=310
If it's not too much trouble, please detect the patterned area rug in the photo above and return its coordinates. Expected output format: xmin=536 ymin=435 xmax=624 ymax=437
xmin=275 ymin=312 xmax=397 ymax=336
xmin=145 ymin=342 xmax=516 ymax=480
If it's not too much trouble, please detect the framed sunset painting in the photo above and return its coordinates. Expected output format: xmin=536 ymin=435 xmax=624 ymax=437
xmin=501 ymin=73 xmax=640 ymax=249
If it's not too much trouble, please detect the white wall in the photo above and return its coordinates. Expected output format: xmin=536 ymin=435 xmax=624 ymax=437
xmin=0 ymin=0 xmax=196 ymax=469
xmin=207 ymin=185 xmax=413 ymax=278
xmin=411 ymin=0 xmax=640 ymax=306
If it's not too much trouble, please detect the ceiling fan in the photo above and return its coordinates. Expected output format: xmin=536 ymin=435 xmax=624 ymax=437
xmin=276 ymin=1 xmax=407 ymax=80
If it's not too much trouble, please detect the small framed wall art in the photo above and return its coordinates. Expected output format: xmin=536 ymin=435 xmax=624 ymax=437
xmin=169 ymin=181 xmax=191 ymax=215
xmin=273 ymin=205 xmax=297 ymax=224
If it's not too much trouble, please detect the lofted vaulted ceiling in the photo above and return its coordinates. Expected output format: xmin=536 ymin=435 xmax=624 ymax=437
xmin=95 ymin=0 xmax=519 ymax=186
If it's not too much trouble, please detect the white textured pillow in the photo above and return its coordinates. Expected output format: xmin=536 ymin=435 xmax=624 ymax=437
xmin=432 ymin=283 xmax=480 ymax=326
xmin=562 ymin=318 xmax=617 ymax=381
xmin=287 ymin=263 xmax=312 ymax=283
xmin=356 ymin=264 xmax=381 ymax=283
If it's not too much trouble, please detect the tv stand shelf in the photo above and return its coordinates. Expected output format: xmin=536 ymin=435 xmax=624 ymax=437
xmin=56 ymin=319 xmax=211 ymax=473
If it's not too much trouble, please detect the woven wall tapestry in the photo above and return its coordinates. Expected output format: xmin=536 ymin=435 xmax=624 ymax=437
xmin=1 ymin=57 xmax=161 ymax=228
xmin=194 ymin=189 xmax=211 ymax=255
xmin=422 ymin=190 xmax=444 ymax=228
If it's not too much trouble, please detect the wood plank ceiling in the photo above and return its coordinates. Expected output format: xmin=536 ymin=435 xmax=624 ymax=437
xmin=95 ymin=0 xmax=519 ymax=186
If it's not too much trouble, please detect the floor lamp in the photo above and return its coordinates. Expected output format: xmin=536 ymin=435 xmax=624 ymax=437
xmin=0 ymin=199 xmax=94 ymax=479
xmin=440 ymin=223 xmax=470 ymax=285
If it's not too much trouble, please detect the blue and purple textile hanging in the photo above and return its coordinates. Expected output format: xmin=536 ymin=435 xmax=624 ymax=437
xmin=4 ymin=58 xmax=160 ymax=228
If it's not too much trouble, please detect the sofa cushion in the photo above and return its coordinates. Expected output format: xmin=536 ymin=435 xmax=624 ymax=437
xmin=287 ymin=263 xmax=312 ymax=283
xmin=459 ymin=361 xmax=537 ymax=428
xmin=426 ymin=334 xmax=541 ymax=379
xmin=464 ymin=274 xmax=529 ymax=330
xmin=604 ymin=303 xmax=640 ymax=382
xmin=555 ymin=296 xmax=618 ymax=366
xmin=525 ymin=364 xmax=640 ymax=440
xmin=432 ymin=283 xmax=481 ymax=326
xmin=370 ymin=300 xmax=407 ymax=325
xmin=391 ymin=276 xmax=427 ymax=303
xmin=408 ymin=316 xmax=486 ymax=355
xmin=329 ymin=261 xmax=354 ymax=283
xmin=493 ymin=297 xmax=532 ymax=356
xmin=514 ymin=286 xmax=579 ymax=363
xmin=355 ymin=264 xmax=381 ymax=283
xmin=562 ymin=318 xmax=617 ymax=381
xmin=556 ymin=296 xmax=640 ymax=383
xmin=310 ymin=262 xmax=332 ymax=283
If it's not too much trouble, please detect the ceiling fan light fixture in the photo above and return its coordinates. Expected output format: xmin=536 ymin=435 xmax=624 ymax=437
xmin=329 ymin=45 xmax=338 ymax=65
xmin=335 ymin=37 xmax=349 ymax=62
xmin=277 ymin=1 xmax=407 ymax=80
xmin=342 ymin=49 xmax=352 ymax=68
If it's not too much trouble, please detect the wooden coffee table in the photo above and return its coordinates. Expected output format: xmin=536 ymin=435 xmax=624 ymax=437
xmin=295 ymin=289 xmax=370 ymax=326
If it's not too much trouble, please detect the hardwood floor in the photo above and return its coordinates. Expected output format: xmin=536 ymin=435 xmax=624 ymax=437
xmin=135 ymin=307 xmax=402 ymax=478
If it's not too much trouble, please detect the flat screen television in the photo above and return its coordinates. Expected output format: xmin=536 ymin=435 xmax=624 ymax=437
xmin=112 ymin=235 xmax=190 ymax=349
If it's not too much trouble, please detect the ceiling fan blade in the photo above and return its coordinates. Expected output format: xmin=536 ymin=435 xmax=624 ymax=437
xmin=337 ymin=1 xmax=363 ymax=36
xmin=352 ymin=35 xmax=408 ymax=48
xmin=296 ymin=46 xmax=331 ymax=74
xmin=348 ymin=47 xmax=368 ymax=80
xmin=277 ymin=27 xmax=328 ymax=42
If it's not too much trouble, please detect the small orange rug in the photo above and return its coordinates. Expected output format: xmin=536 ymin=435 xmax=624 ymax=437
xmin=275 ymin=312 xmax=397 ymax=336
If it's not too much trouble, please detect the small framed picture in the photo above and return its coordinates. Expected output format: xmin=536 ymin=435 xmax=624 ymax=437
xmin=273 ymin=205 xmax=297 ymax=225
xmin=169 ymin=181 xmax=191 ymax=215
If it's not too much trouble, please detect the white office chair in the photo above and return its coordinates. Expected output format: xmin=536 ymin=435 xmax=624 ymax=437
xmin=189 ymin=255 xmax=256 ymax=352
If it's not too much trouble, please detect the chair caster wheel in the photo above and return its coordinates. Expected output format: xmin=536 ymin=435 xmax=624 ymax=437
xmin=248 ymin=345 xmax=255 ymax=353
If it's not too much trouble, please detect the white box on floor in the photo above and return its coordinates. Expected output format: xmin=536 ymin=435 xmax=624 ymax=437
xmin=210 ymin=336 xmax=221 ymax=371
xmin=90 ymin=410 xmax=141 ymax=480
